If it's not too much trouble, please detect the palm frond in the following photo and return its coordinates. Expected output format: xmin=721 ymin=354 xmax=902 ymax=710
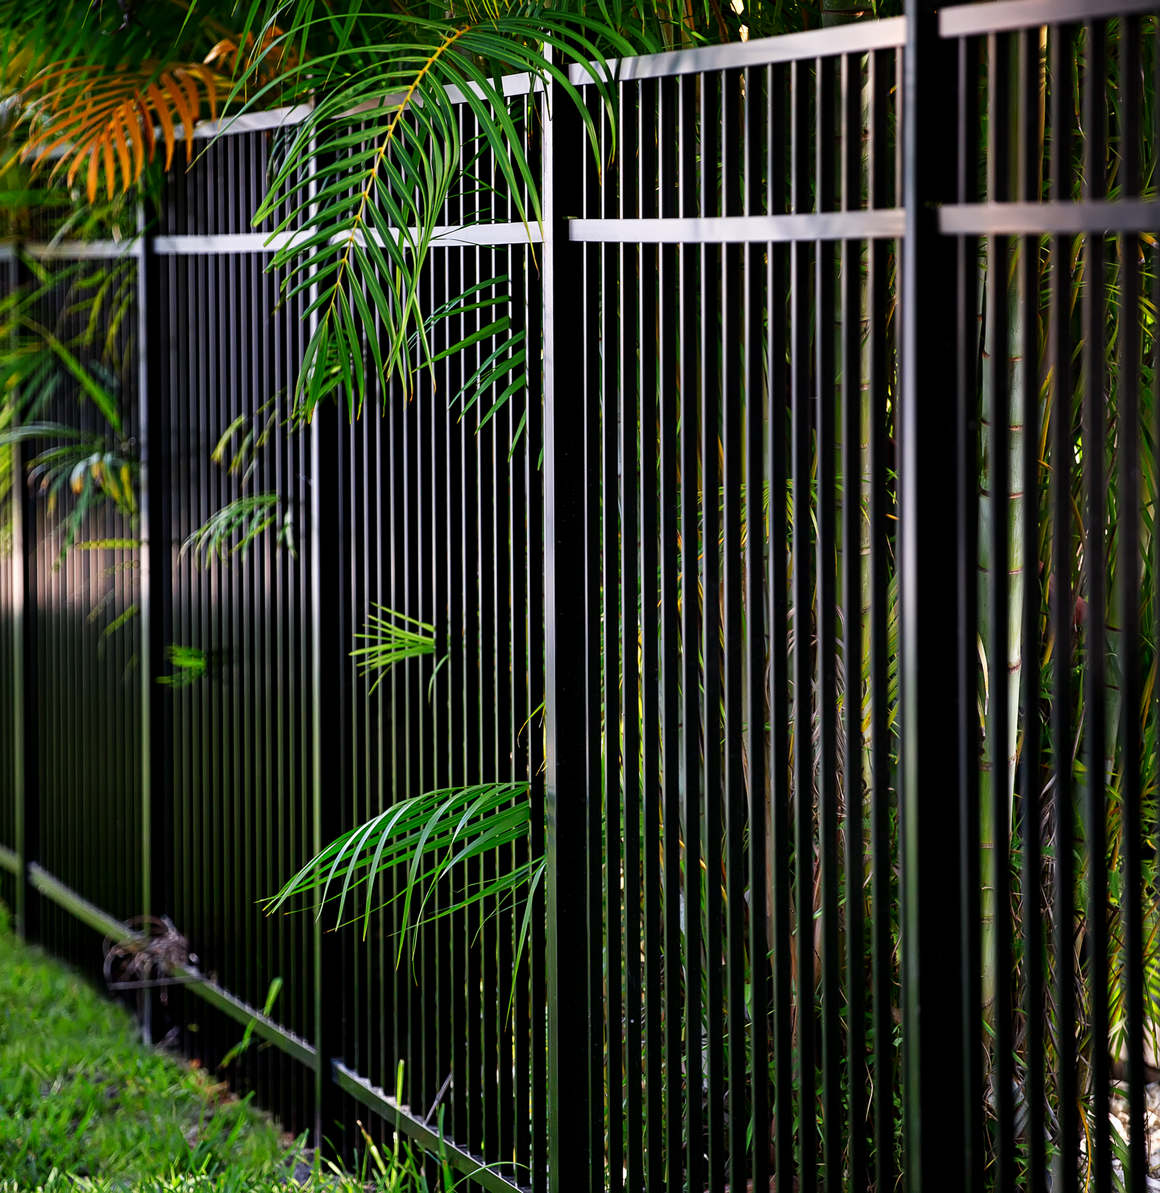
xmin=238 ymin=6 xmax=635 ymax=418
xmin=210 ymin=397 xmax=282 ymax=486
xmin=351 ymin=603 xmax=438 ymax=692
xmin=20 ymin=59 xmax=224 ymax=201
xmin=0 ymin=419 xmax=137 ymax=557
xmin=409 ymin=272 xmax=531 ymax=445
xmin=181 ymin=492 xmax=292 ymax=565
xmin=264 ymin=781 xmax=541 ymax=968
xmin=156 ymin=643 xmax=208 ymax=688
xmin=0 ymin=257 xmax=131 ymax=431
xmin=19 ymin=313 xmax=124 ymax=430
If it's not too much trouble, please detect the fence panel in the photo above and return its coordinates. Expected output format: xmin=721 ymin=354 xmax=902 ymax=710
xmin=296 ymin=92 xmax=548 ymax=1183
xmin=934 ymin=6 xmax=1160 ymax=1191
xmin=22 ymin=254 xmax=143 ymax=964
xmin=562 ymin=25 xmax=907 ymax=1192
xmin=156 ymin=231 xmax=315 ymax=1139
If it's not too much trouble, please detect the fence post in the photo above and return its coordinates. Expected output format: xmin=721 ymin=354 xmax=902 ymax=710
xmin=542 ymin=63 xmax=594 ymax=1193
xmin=11 ymin=250 xmax=39 ymax=944
xmin=137 ymin=209 xmax=171 ymax=930
xmin=310 ymin=388 xmax=345 ymax=1153
xmin=899 ymin=2 xmax=967 ymax=1191
xmin=300 ymin=112 xmax=346 ymax=1150
xmin=136 ymin=208 xmax=171 ymax=1046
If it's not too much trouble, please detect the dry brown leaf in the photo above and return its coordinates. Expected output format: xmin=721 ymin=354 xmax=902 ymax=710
xmin=204 ymin=24 xmax=293 ymax=87
xmin=20 ymin=60 xmax=226 ymax=201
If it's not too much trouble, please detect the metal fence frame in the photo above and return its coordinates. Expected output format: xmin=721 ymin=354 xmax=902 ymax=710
xmin=3 ymin=0 xmax=1160 ymax=1189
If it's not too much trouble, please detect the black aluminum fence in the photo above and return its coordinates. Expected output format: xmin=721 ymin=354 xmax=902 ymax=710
xmin=2 ymin=2 xmax=1160 ymax=1191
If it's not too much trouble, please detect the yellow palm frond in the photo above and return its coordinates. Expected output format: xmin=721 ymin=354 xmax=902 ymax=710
xmin=20 ymin=60 xmax=223 ymax=202
xmin=204 ymin=24 xmax=295 ymax=89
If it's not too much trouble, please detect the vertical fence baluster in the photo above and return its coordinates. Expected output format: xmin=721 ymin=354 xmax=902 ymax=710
xmin=579 ymin=77 xmax=603 ymax=1193
xmin=700 ymin=65 xmax=723 ymax=1193
xmin=637 ymin=73 xmax=663 ymax=1193
xmin=1049 ymin=25 xmax=1079 ymax=1193
xmin=743 ymin=59 xmax=770 ymax=1193
xmin=1082 ymin=17 xmax=1110 ymax=1193
xmin=720 ymin=63 xmax=746 ymax=1193
xmin=601 ymin=80 xmax=622 ymax=1193
xmin=657 ymin=70 xmax=684 ymax=1193
xmin=1119 ymin=17 xmax=1144 ymax=1191
xmin=952 ymin=28 xmax=982 ymax=1189
xmin=767 ymin=57 xmax=794 ymax=1193
xmin=619 ymin=74 xmax=642 ymax=1193
xmin=987 ymin=29 xmax=1016 ymax=1192
xmin=789 ymin=55 xmax=815 ymax=1193
xmin=1017 ymin=23 xmax=1046 ymax=1193
xmin=679 ymin=67 xmax=704 ymax=1193
xmin=840 ymin=45 xmax=867 ymax=1193
xmin=815 ymin=50 xmax=841 ymax=1193
xmin=867 ymin=41 xmax=895 ymax=1193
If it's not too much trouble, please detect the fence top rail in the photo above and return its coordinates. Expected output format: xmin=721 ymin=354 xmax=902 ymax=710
xmin=567 ymin=16 xmax=906 ymax=84
xmin=23 ymin=15 xmax=911 ymax=170
xmin=184 ymin=15 xmax=909 ymax=143
xmin=940 ymin=0 xmax=1160 ymax=37
xmin=181 ymin=67 xmax=540 ymax=143
xmin=182 ymin=103 xmax=313 ymax=141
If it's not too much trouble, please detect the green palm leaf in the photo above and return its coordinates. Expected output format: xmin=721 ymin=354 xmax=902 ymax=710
xmin=181 ymin=492 xmax=293 ymax=564
xmin=264 ymin=780 xmax=542 ymax=970
xmin=0 ymin=420 xmax=137 ymax=557
xmin=230 ymin=6 xmax=633 ymax=419
xmin=351 ymin=603 xmax=438 ymax=692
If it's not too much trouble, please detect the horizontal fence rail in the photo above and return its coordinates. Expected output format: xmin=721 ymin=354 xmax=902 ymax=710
xmin=1 ymin=5 xmax=1159 ymax=1192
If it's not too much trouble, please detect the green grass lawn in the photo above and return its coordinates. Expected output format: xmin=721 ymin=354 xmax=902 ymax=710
xmin=0 ymin=906 xmax=299 ymax=1189
xmin=0 ymin=908 xmax=446 ymax=1192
